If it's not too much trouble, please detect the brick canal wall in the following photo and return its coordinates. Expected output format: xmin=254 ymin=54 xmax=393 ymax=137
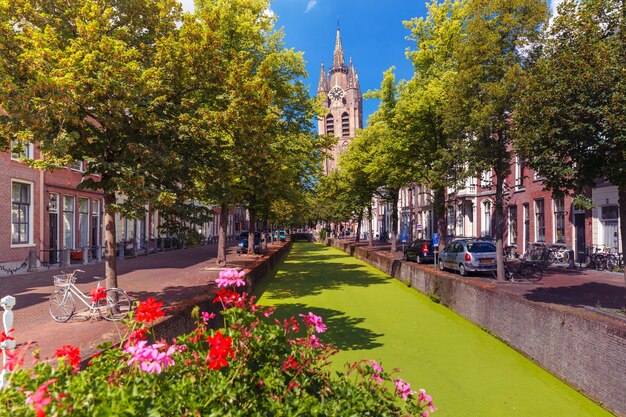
xmin=151 ymin=240 xmax=293 ymax=342
xmin=327 ymin=238 xmax=626 ymax=417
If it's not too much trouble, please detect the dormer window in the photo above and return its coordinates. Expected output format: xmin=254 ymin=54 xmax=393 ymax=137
xmin=11 ymin=140 xmax=33 ymax=160
xmin=69 ymin=160 xmax=84 ymax=172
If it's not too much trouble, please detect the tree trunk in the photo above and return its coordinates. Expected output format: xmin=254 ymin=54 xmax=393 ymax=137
xmin=390 ymin=189 xmax=399 ymax=253
xmin=368 ymin=205 xmax=374 ymax=247
xmin=434 ymin=187 xmax=446 ymax=239
xmin=494 ymin=174 xmax=506 ymax=282
xmin=217 ymin=202 xmax=229 ymax=266
xmin=262 ymin=219 xmax=268 ymax=249
xmin=248 ymin=209 xmax=256 ymax=254
xmin=618 ymin=184 xmax=626 ymax=287
xmin=355 ymin=208 xmax=363 ymax=243
xmin=104 ymin=192 xmax=118 ymax=289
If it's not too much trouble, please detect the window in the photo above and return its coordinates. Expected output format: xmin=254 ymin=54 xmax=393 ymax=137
xmin=447 ymin=205 xmax=455 ymax=236
xmin=508 ymin=206 xmax=518 ymax=245
xmin=325 ymin=114 xmax=334 ymax=136
xmin=601 ymin=206 xmax=618 ymax=220
xmin=63 ymin=196 xmax=75 ymax=249
xmin=482 ymin=200 xmax=492 ymax=237
xmin=11 ymin=141 xmax=33 ymax=160
xmin=553 ymin=196 xmax=565 ymax=243
xmin=11 ymin=182 xmax=31 ymax=244
xmin=92 ymin=200 xmax=101 ymax=249
xmin=535 ymin=199 xmax=545 ymax=242
xmin=481 ymin=170 xmax=492 ymax=188
xmin=79 ymin=198 xmax=89 ymax=248
xmin=515 ymin=157 xmax=524 ymax=190
xmin=341 ymin=112 xmax=350 ymax=137
xmin=456 ymin=204 xmax=464 ymax=235
xmin=534 ymin=170 xmax=544 ymax=181
xmin=69 ymin=160 xmax=84 ymax=172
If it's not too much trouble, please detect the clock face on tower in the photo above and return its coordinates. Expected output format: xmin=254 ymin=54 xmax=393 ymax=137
xmin=328 ymin=86 xmax=345 ymax=101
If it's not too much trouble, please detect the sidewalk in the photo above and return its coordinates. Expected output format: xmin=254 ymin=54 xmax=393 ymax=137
xmin=0 ymin=242 xmax=280 ymax=365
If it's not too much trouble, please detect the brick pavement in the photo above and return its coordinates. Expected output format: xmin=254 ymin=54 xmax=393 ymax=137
xmin=0 ymin=241 xmax=280 ymax=365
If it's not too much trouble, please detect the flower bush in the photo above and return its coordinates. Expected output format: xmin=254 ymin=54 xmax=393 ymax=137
xmin=0 ymin=269 xmax=435 ymax=416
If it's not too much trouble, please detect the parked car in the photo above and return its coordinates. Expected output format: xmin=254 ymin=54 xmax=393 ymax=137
xmin=438 ymin=239 xmax=497 ymax=276
xmin=237 ymin=232 xmax=261 ymax=254
xmin=403 ymin=239 xmax=435 ymax=264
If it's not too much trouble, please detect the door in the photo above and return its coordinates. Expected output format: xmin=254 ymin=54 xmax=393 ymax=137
xmin=604 ymin=221 xmax=619 ymax=252
xmin=49 ymin=213 xmax=58 ymax=264
xmin=574 ymin=213 xmax=586 ymax=263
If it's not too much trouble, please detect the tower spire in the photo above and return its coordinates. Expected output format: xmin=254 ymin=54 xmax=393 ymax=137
xmin=317 ymin=61 xmax=328 ymax=92
xmin=333 ymin=27 xmax=345 ymax=68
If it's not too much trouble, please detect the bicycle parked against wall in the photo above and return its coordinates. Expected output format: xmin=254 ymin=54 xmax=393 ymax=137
xmin=492 ymin=259 xmax=544 ymax=282
xmin=49 ymin=269 xmax=131 ymax=323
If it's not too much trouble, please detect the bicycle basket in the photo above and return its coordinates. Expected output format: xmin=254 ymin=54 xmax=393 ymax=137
xmin=53 ymin=274 xmax=75 ymax=287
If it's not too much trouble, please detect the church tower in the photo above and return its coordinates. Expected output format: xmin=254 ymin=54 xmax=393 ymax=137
xmin=317 ymin=27 xmax=363 ymax=174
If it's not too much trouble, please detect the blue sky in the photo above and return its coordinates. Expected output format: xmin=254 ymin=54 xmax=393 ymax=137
xmin=179 ymin=0 xmax=561 ymax=124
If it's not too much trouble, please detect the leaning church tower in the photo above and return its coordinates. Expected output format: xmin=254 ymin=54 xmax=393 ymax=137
xmin=317 ymin=27 xmax=363 ymax=174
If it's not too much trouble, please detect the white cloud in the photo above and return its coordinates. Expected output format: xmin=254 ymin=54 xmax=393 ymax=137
xmin=179 ymin=0 xmax=194 ymax=13
xmin=305 ymin=0 xmax=318 ymax=13
xmin=550 ymin=0 xmax=563 ymax=15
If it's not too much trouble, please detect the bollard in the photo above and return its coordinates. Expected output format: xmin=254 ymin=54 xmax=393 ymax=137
xmin=117 ymin=242 xmax=125 ymax=260
xmin=1 ymin=295 xmax=16 ymax=388
xmin=96 ymin=245 xmax=102 ymax=262
xmin=27 ymin=249 xmax=38 ymax=272
xmin=567 ymin=249 xmax=576 ymax=269
xmin=82 ymin=247 xmax=89 ymax=265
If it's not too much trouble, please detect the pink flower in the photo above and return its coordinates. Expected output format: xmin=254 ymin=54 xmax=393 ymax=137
xmin=394 ymin=378 xmax=413 ymax=401
xmin=370 ymin=360 xmax=383 ymax=374
xmin=201 ymin=311 xmax=215 ymax=323
xmin=299 ymin=312 xmax=326 ymax=333
xmin=215 ymin=268 xmax=246 ymax=288
xmin=124 ymin=341 xmax=182 ymax=374
xmin=418 ymin=388 xmax=436 ymax=413
xmin=25 ymin=378 xmax=56 ymax=417
xmin=371 ymin=373 xmax=384 ymax=385
xmin=308 ymin=334 xmax=323 ymax=349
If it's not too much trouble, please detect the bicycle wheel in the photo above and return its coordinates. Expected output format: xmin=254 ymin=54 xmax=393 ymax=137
xmin=520 ymin=264 xmax=543 ymax=282
xmin=594 ymin=255 xmax=607 ymax=271
xmin=98 ymin=288 xmax=131 ymax=321
xmin=49 ymin=290 xmax=76 ymax=322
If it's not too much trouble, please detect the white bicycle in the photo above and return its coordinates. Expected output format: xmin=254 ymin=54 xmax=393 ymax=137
xmin=49 ymin=269 xmax=131 ymax=323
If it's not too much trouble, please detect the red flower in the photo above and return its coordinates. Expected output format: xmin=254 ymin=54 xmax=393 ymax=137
xmin=128 ymin=328 xmax=148 ymax=344
xmin=0 ymin=328 xmax=15 ymax=343
xmin=90 ymin=287 xmax=107 ymax=303
xmin=282 ymin=355 xmax=298 ymax=371
xmin=275 ymin=317 xmax=300 ymax=333
xmin=4 ymin=348 xmax=24 ymax=371
xmin=213 ymin=289 xmax=240 ymax=307
xmin=135 ymin=298 xmax=165 ymax=323
xmin=54 ymin=345 xmax=81 ymax=371
xmin=206 ymin=330 xmax=234 ymax=371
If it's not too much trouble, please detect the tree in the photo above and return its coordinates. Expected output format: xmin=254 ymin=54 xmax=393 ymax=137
xmin=398 ymin=0 xmax=467 ymax=241
xmin=513 ymin=0 xmax=626 ymax=285
xmin=443 ymin=0 xmax=548 ymax=281
xmin=0 ymin=0 xmax=182 ymax=289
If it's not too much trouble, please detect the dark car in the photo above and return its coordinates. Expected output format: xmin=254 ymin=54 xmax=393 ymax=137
xmin=438 ymin=239 xmax=497 ymax=276
xmin=237 ymin=232 xmax=261 ymax=254
xmin=403 ymin=239 xmax=435 ymax=264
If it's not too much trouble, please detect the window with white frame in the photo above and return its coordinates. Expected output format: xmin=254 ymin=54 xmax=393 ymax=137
xmin=534 ymin=170 xmax=544 ymax=181
xmin=11 ymin=141 xmax=33 ymax=160
xmin=69 ymin=160 xmax=84 ymax=172
xmin=481 ymin=170 xmax=492 ymax=188
xmin=456 ymin=203 xmax=464 ymax=235
xmin=508 ymin=205 xmax=518 ymax=245
xmin=482 ymin=200 xmax=492 ymax=237
xmin=11 ymin=181 xmax=32 ymax=244
xmin=92 ymin=200 xmax=101 ymax=249
xmin=79 ymin=198 xmax=89 ymax=248
xmin=553 ymin=196 xmax=565 ymax=243
xmin=535 ymin=199 xmax=545 ymax=242
xmin=515 ymin=157 xmax=524 ymax=190
xmin=63 ymin=196 xmax=75 ymax=249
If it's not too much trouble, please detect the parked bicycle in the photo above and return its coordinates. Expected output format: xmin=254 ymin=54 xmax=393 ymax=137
xmin=49 ymin=269 xmax=131 ymax=323
xmin=492 ymin=259 xmax=544 ymax=282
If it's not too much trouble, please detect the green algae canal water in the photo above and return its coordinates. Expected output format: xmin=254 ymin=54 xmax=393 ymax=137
xmin=255 ymin=243 xmax=614 ymax=417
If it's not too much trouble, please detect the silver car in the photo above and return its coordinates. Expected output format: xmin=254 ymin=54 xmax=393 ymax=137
xmin=438 ymin=239 xmax=497 ymax=276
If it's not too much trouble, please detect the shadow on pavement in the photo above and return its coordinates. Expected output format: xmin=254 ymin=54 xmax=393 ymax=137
xmin=525 ymin=282 xmax=626 ymax=309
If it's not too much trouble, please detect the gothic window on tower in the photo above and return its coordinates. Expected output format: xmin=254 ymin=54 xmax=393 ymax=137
xmin=341 ymin=112 xmax=350 ymax=137
xmin=325 ymin=114 xmax=334 ymax=135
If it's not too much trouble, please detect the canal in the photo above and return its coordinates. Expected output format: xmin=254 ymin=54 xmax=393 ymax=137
xmin=255 ymin=242 xmax=613 ymax=417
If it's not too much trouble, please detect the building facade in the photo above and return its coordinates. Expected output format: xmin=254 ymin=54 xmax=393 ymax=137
xmin=317 ymin=28 xmax=363 ymax=174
